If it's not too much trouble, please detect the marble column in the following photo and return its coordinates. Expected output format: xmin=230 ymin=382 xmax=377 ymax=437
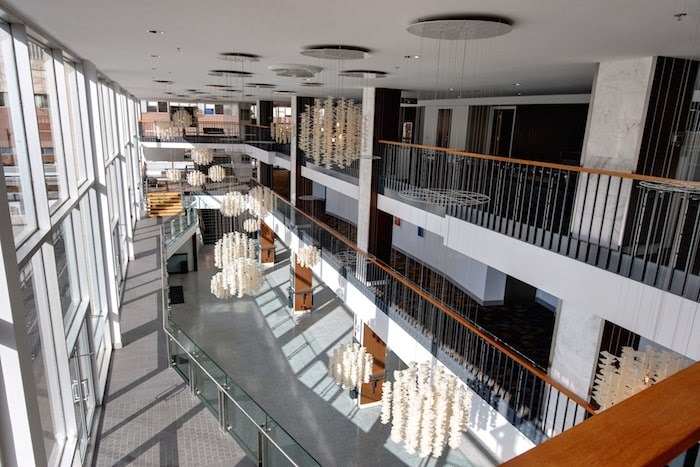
xmin=546 ymin=300 xmax=603 ymax=435
xmin=571 ymin=57 xmax=655 ymax=247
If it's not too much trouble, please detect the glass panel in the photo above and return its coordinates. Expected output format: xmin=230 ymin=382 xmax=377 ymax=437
xmin=194 ymin=365 xmax=218 ymax=416
xmin=80 ymin=195 xmax=103 ymax=320
xmin=170 ymin=340 xmax=190 ymax=381
xmin=53 ymin=217 xmax=80 ymax=327
xmin=0 ymin=27 xmax=36 ymax=243
xmin=68 ymin=345 xmax=87 ymax=459
xmin=28 ymin=41 xmax=66 ymax=210
xmin=62 ymin=60 xmax=87 ymax=183
xmin=225 ymin=397 xmax=259 ymax=461
xmin=20 ymin=260 xmax=57 ymax=461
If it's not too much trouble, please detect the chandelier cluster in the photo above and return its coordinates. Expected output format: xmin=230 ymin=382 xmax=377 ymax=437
xmin=191 ymin=147 xmax=214 ymax=165
xmin=329 ymin=342 xmax=373 ymax=389
xmin=186 ymin=171 xmax=207 ymax=188
xmin=211 ymin=231 xmax=263 ymax=299
xmin=248 ymin=186 xmax=276 ymax=218
xmin=299 ymin=97 xmax=363 ymax=168
xmin=272 ymin=122 xmax=292 ymax=144
xmin=171 ymin=108 xmax=193 ymax=129
xmin=296 ymin=245 xmax=321 ymax=268
xmin=592 ymin=345 xmax=686 ymax=412
xmin=208 ymin=165 xmax=226 ymax=182
xmin=155 ymin=121 xmax=176 ymax=140
xmin=220 ymin=191 xmax=246 ymax=217
xmin=381 ymin=363 xmax=471 ymax=458
xmin=166 ymin=168 xmax=181 ymax=182
xmin=243 ymin=218 xmax=260 ymax=233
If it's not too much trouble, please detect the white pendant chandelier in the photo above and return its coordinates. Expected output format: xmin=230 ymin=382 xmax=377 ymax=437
xmin=211 ymin=230 xmax=263 ymax=299
xmin=171 ymin=108 xmax=192 ymax=129
xmin=272 ymin=122 xmax=292 ymax=144
xmin=220 ymin=191 xmax=246 ymax=217
xmin=166 ymin=168 xmax=181 ymax=182
xmin=186 ymin=170 xmax=206 ymax=188
xmin=214 ymin=231 xmax=256 ymax=268
xmin=381 ymin=363 xmax=471 ymax=458
xmin=208 ymin=165 xmax=226 ymax=182
xmin=191 ymin=146 xmax=214 ymax=165
xmin=248 ymin=185 xmax=276 ymax=218
xmin=296 ymin=245 xmax=320 ymax=268
xmin=329 ymin=342 xmax=373 ymax=389
xmin=299 ymin=97 xmax=363 ymax=168
xmin=243 ymin=218 xmax=260 ymax=233
xmin=592 ymin=345 xmax=686 ymax=412
xmin=155 ymin=121 xmax=175 ymax=139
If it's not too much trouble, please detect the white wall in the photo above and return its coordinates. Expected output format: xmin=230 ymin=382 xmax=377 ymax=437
xmin=392 ymin=217 xmax=506 ymax=304
xmin=264 ymin=210 xmax=536 ymax=463
xmin=325 ymin=187 xmax=358 ymax=225
xmin=378 ymin=193 xmax=700 ymax=361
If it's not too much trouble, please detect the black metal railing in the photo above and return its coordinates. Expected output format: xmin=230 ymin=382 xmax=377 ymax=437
xmin=380 ymin=141 xmax=700 ymax=302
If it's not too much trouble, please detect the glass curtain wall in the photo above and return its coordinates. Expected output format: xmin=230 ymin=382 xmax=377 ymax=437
xmin=0 ymin=17 xmax=142 ymax=467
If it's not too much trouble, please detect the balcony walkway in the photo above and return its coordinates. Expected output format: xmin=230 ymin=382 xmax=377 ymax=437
xmin=91 ymin=218 xmax=249 ymax=466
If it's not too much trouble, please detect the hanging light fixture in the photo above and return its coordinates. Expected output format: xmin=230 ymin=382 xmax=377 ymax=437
xmin=214 ymin=231 xmax=256 ymax=268
xmin=191 ymin=146 xmax=214 ymax=165
xmin=592 ymin=345 xmax=687 ymax=412
xmin=381 ymin=363 xmax=471 ymax=458
xmin=298 ymin=97 xmax=363 ymax=168
xmin=210 ymin=272 xmax=232 ymax=299
xmin=248 ymin=185 xmax=276 ymax=218
xmin=165 ymin=168 xmax=181 ymax=182
xmin=186 ymin=170 xmax=206 ymax=188
xmin=272 ymin=121 xmax=292 ymax=144
xmin=329 ymin=342 xmax=373 ymax=389
xmin=171 ymin=108 xmax=192 ymax=129
xmin=243 ymin=218 xmax=260 ymax=233
xmin=208 ymin=165 xmax=226 ymax=182
xmin=220 ymin=191 xmax=246 ymax=217
xmin=155 ymin=120 xmax=175 ymax=140
xmin=296 ymin=245 xmax=321 ymax=268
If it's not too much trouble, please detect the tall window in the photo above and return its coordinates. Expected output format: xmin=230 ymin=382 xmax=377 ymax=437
xmin=0 ymin=24 xmax=36 ymax=243
xmin=29 ymin=40 xmax=67 ymax=210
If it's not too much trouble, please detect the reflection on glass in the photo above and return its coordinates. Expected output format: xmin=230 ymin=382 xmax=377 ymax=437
xmin=20 ymin=260 xmax=57 ymax=461
xmin=0 ymin=29 xmax=36 ymax=243
xmin=29 ymin=40 xmax=66 ymax=209
xmin=53 ymin=217 xmax=80 ymax=325
xmin=63 ymin=60 xmax=87 ymax=183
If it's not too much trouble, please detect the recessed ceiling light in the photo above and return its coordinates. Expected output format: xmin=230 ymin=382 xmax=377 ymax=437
xmin=153 ymin=79 xmax=173 ymax=84
xmin=208 ymin=69 xmax=253 ymax=77
xmin=449 ymin=88 xmax=454 ymax=91
xmin=517 ymin=92 xmax=522 ymax=96
xmin=514 ymin=83 xmax=521 ymax=86
xmin=147 ymin=30 xmax=165 ymax=35
xmin=150 ymin=54 xmax=160 ymax=58
xmin=300 ymin=82 xmax=323 ymax=87
xmin=245 ymin=83 xmax=277 ymax=89
xmin=218 ymin=52 xmax=261 ymax=62
xmin=404 ymin=55 xmax=420 ymax=59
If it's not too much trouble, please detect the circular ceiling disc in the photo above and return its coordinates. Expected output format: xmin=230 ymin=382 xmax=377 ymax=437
xmin=300 ymin=45 xmax=370 ymax=60
xmin=407 ymin=18 xmax=512 ymax=40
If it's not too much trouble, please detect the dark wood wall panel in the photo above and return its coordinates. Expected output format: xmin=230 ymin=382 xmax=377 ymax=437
xmin=511 ymin=104 xmax=588 ymax=165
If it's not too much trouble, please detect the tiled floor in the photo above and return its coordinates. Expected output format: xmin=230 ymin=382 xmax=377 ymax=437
xmin=168 ymin=242 xmax=498 ymax=467
xmin=92 ymin=218 xmax=250 ymax=467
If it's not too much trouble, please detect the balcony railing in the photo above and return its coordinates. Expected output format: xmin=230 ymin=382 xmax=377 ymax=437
xmin=139 ymin=121 xmax=291 ymax=155
xmin=163 ymin=206 xmax=198 ymax=251
xmin=379 ymin=141 xmax=700 ymax=302
xmin=267 ymin=188 xmax=596 ymax=444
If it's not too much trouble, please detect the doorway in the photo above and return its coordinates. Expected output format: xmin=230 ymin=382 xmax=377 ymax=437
xmin=489 ymin=107 xmax=516 ymax=156
xmin=436 ymin=109 xmax=452 ymax=148
xmin=69 ymin=322 xmax=96 ymax=461
xmin=359 ymin=324 xmax=386 ymax=405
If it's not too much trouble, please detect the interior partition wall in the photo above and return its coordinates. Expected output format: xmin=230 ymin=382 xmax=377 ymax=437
xmin=0 ymin=17 xmax=141 ymax=467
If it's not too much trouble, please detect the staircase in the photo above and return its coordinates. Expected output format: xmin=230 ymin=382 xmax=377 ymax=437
xmin=147 ymin=192 xmax=183 ymax=217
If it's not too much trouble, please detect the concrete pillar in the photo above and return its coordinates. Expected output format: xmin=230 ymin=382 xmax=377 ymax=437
xmin=571 ymin=57 xmax=655 ymax=248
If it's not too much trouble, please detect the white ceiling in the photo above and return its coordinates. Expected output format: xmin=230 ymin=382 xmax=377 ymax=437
xmin=4 ymin=0 xmax=700 ymax=102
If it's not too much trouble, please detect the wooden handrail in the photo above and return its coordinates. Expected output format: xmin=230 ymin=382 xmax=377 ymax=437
xmin=503 ymin=361 xmax=700 ymax=466
xmin=277 ymin=189 xmax=596 ymax=414
xmin=379 ymin=139 xmax=700 ymax=188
